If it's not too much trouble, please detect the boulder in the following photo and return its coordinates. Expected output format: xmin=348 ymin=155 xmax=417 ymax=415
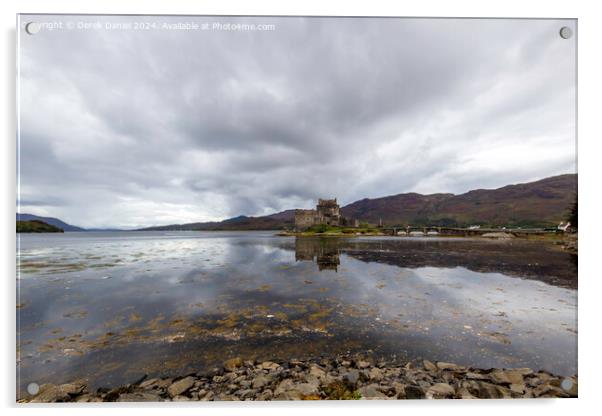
xmin=153 ymin=378 xmax=173 ymax=389
xmin=237 ymin=389 xmax=257 ymax=400
xmin=509 ymin=383 xmax=525 ymax=395
xmin=533 ymin=384 xmax=570 ymax=398
xmin=359 ymin=384 xmax=387 ymax=400
xmin=476 ymin=381 xmax=507 ymax=399
xmin=257 ymin=389 xmax=274 ymax=400
xmin=223 ymin=357 xmax=243 ymax=371
xmin=342 ymin=370 xmax=360 ymax=386
xmin=172 ymin=395 xmax=192 ymax=401
xmin=368 ymin=367 xmax=384 ymax=381
xmin=200 ymin=391 xmax=215 ymax=401
xmin=405 ymin=385 xmax=426 ymax=399
xmin=489 ymin=369 xmax=524 ymax=385
xmin=456 ymin=387 xmax=477 ymax=399
xmin=495 ymin=385 xmax=513 ymax=398
xmin=436 ymin=362 xmax=462 ymax=371
xmin=75 ymin=394 xmax=103 ymax=402
xmin=117 ymin=392 xmax=163 ymax=402
xmin=466 ymin=372 xmax=489 ymax=380
xmin=260 ymin=361 xmax=280 ymax=371
xmin=214 ymin=393 xmax=240 ymax=401
xmin=308 ymin=364 xmax=326 ymax=379
xmin=252 ymin=375 xmax=270 ymax=389
xmin=423 ymin=360 xmax=438 ymax=372
xmin=30 ymin=384 xmax=71 ymax=402
xmin=58 ymin=382 xmax=87 ymax=396
xmin=30 ymin=381 xmax=88 ymax=402
xmin=391 ymin=382 xmax=406 ymax=399
xmin=425 ymin=383 xmax=455 ymax=399
xmin=273 ymin=377 xmax=320 ymax=400
xmin=167 ymin=376 xmax=195 ymax=397
xmin=274 ymin=379 xmax=295 ymax=397
xmin=139 ymin=378 xmax=160 ymax=389
xmin=295 ymin=382 xmax=320 ymax=397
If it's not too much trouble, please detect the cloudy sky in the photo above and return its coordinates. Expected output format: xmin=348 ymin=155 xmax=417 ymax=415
xmin=18 ymin=16 xmax=576 ymax=229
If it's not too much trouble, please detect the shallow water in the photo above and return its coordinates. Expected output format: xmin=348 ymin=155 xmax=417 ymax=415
xmin=16 ymin=231 xmax=577 ymax=396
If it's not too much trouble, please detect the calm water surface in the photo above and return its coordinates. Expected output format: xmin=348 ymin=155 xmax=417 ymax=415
xmin=16 ymin=231 xmax=577 ymax=395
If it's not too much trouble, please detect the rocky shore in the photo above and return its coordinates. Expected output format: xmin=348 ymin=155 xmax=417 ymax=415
xmin=560 ymin=233 xmax=578 ymax=254
xmin=21 ymin=355 xmax=577 ymax=402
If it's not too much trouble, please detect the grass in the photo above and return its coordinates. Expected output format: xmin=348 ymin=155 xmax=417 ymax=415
xmin=286 ymin=224 xmax=383 ymax=236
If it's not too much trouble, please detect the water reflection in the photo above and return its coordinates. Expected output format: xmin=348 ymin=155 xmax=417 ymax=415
xmin=295 ymin=238 xmax=340 ymax=271
xmin=16 ymin=232 xmax=577 ymax=396
xmin=290 ymin=236 xmax=577 ymax=289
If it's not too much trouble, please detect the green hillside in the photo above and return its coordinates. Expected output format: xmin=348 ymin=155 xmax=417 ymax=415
xmin=17 ymin=220 xmax=64 ymax=233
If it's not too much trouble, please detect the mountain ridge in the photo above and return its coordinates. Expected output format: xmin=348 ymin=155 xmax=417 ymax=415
xmin=139 ymin=173 xmax=577 ymax=231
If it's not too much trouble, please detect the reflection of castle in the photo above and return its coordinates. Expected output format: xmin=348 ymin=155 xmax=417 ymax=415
xmin=294 ymin=198 xmax=358 ymax=231
xmin=295 ymin=238 xmax=341 ymax=271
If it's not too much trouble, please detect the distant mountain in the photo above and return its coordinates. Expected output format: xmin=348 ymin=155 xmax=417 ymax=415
xmin=16 ymin=213 xmax=85 ymax=232
xmin=138 ymin=210 xmax=296 ymax=231
xmin=341 ymin=174 xmax=577 ymax=227
xmin=139 ymin=174 xmax=576 ymax=230
xmin=341 ymin=193 xmax=454 ymax=226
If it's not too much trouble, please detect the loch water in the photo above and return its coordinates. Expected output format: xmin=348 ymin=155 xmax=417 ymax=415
xmin=16 ymin=231 xmax=577 ymax=396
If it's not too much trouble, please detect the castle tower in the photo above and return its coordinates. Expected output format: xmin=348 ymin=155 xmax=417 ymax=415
xmin=317 ymin=198 xmax=341 ymax=226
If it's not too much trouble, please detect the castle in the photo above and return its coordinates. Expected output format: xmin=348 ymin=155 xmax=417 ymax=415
xmin=294 ymin=198 xmax=359 ymax=231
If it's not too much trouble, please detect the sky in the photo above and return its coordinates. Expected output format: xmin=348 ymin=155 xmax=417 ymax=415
xmin=18 ymin=16 xmax=577 ymax=229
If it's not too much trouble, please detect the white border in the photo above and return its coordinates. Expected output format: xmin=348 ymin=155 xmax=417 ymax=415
xmin=3 ymin=1 xmax=601 ymax=415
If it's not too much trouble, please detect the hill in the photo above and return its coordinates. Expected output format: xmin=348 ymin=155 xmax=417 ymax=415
xmin=16 ymin=213 xmax=85 ymax=231
xmin=341 ymin=174 xmax=577 ymax=227
xmin=138 ymin=210 xmax=296 ymax=231
xmin=17 ymin=220 xmax=64 ymax=233
xmin=139 ymin=174 xmax=576 ymax=230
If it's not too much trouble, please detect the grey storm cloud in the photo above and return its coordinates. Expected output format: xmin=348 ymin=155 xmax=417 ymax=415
xmin=18 ymin=16 xmax=576 ymax=228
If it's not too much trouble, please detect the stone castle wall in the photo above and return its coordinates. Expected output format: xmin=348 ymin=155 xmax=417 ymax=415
xmin=294 ymin=199 xmax=357 ymax=230
xmin=294 ymin=209 xmax=318 ymax=230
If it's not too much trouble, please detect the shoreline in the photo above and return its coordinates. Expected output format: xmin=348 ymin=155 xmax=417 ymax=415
xmin=20 ymin=354 xmax=577 ymax=402
xmin=276 ymin=231 xmax=578 ymax=252
xmin=277 ymin=230 xmax=574 ymax=238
